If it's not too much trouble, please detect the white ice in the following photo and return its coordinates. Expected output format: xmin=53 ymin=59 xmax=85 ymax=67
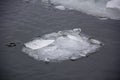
xmin=54 ymin=5 xmax=66 ymax=10
xmin=22 ymin=28 xmax=102 ymax=62
xmin=106 ymin=0 xmax=120 ymax=10
xmin=41 ymin=0 xmax=120 ymax=20
xmin=24 ymin=39 xmax=55 ymax=50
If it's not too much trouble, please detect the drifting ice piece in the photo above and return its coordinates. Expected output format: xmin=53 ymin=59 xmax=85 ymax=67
xmin=25 ymin=39 xmax=55 ymax=50
xmin=54 ymin=5 xmax=66 ymax=10
xmin=22 ymin=28 xmax=102 ymax=62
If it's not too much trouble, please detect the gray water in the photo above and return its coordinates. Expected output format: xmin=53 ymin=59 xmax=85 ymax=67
xmin=0 ymin=0 xmax=120 ymax=80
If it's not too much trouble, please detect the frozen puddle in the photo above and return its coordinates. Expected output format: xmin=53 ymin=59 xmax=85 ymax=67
xmin=22 ymin=28 xmax=102 ymax=62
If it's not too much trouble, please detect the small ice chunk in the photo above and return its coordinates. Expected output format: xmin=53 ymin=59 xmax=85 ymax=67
xmin=24 ymin=39 xmax=55 ymax=50
xmin=73 ymin=28 xmax=81 ymax=32
xmin=79 ymin=53 xmax=86 ymax=57
xmin=67 ymin=35 xmax=80 ymax=41
xmin=70 ymin=56 xmax=79 ymax=61
xmin=54 ymin=5 xmax=66 ymax=10
xmin=90 ymin=39 xmax=101 ymax=45
xmin=99 ymin=17 xmax=108 ymax=20
xmin=44 ymin=58 xmax=50 ymax=62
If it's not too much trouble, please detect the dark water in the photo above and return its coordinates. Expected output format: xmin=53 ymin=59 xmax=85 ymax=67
xmin=0 ymin=0 xmax=120 ymax=80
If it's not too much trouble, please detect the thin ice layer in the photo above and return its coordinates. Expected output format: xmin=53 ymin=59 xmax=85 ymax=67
xmin=22 ymin=28 xmax=102 ymax=62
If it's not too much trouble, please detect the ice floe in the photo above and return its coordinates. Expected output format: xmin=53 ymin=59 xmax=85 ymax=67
xmin=22 ymin=28 xmax=102 ymax=62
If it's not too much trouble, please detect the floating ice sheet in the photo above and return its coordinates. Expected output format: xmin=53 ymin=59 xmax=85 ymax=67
xmin=22 ymin=28 xmax=102 ymax=62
